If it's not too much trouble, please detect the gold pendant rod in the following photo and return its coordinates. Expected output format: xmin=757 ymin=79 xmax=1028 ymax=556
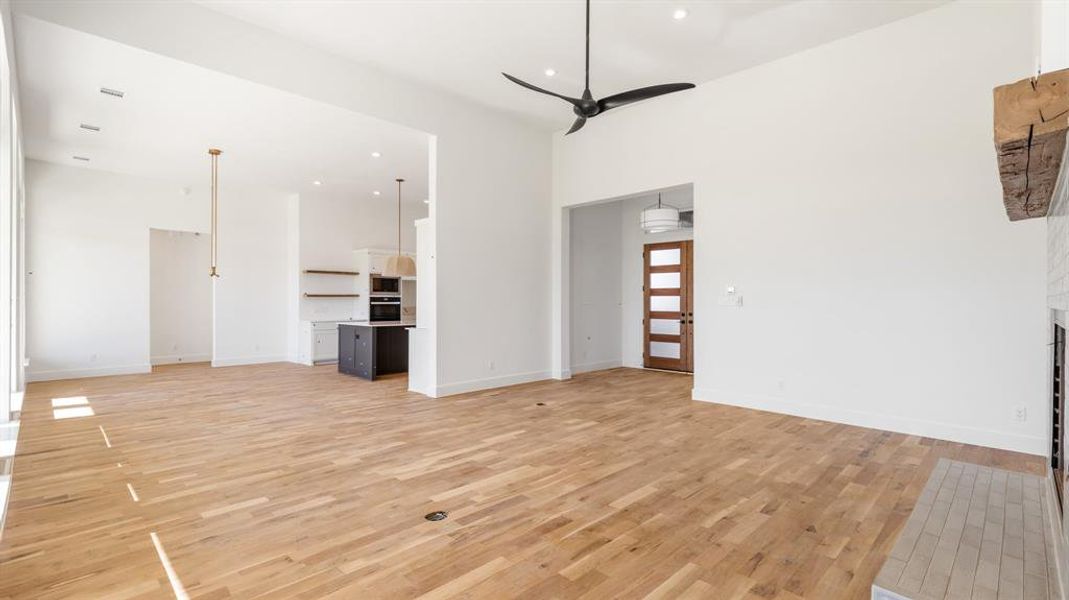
xmin=208 ymin=148 xmax=222 ymax=278
xmin=396 ymin=178 xmax=404 ymax=258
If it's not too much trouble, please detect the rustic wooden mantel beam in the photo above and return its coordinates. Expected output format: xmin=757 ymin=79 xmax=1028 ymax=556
xmin=994 ymin=68 xmax=1069 ymax=221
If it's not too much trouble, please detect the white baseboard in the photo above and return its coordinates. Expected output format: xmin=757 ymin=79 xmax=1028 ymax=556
xmin=151 ymin=353 xmax=211 ymax=366
xmin=570 ymin=360 xmax=622 ymax=374
xmin=409 ymin=382 xmax=438 ymax=398
xmin=436 ymin=370 xmax=551 ymax=397
xmin=27 ymin=364 xmax=151 ymax=382
xmin=211 ymin=355 xmax=288 ymax=368
xmin=9 ymin=392 xmax=22 ymax=413
xmin=692 ymin=388 xmax=1047 ymax=456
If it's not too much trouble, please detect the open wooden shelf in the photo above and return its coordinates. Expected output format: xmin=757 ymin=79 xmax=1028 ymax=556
xmin=303 ymin=270 xmax=360 ymax=276
xmin=303 ymin=293 xmax=360 ymax=298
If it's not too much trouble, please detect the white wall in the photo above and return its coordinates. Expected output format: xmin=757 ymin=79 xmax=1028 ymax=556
xmin=1042 ymin=0 xmax=1069 ymax=73
xmin=569 ymin=202 xmax=622 ymax=374
xmin=0 ymin=0 xmax=24 ymax=422
xmin=149 ymin=229 xmax=211 ymax=364
xmin=17 ymin=1 xmax=553 ymax=397
xmin=26 ymin=160 xmax=292 ymax=379
xmin=211 ymin=181 xmax=291 ymax=367
xmin=554 ymin=1 xmax=1048 ymax=454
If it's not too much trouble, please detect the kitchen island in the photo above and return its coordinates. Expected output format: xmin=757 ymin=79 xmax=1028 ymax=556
xmin=337 ymin=321 xmax=414 ymax=380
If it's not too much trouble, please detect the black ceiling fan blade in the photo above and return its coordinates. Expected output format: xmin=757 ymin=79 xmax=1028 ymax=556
xmin=597 ymin=83 xmax=695 ymax=112
xmin=566 ymin=116 xmax=587 ymax=135
xmin=502 ymin=73 xmax=582 ymax=109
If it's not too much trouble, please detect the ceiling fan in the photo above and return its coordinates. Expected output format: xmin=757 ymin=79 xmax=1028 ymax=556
xmin=502 ymin=0 xmax=695 ymax=135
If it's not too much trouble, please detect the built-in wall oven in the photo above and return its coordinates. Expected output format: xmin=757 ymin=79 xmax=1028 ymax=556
xmin=370 ymin=296 xmax=401 ymax=322
xmin=371 ymin=276 xmax=400 ymax=295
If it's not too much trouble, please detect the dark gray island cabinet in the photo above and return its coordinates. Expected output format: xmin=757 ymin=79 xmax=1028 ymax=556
xmin=338 ymin=322 xmax=414 ymax=380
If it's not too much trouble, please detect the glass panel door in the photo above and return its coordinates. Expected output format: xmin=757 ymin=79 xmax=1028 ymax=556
xmin=643 ymin=240 xmax=692 ymax=372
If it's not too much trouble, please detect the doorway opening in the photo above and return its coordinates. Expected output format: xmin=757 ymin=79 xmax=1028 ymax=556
xmin=150 ymin=229 xmax=212 ymax=366
xmin=565 ymin=184 xmax=694 ymax=376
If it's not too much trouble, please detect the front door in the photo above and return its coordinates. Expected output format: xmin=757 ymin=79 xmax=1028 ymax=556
xmin=643 ymin=240 xmax=693 ymax=372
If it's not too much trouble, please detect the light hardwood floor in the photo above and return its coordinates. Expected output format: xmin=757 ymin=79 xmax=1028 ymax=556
xmin=0 ymin=364 xmax=1044 ymax=599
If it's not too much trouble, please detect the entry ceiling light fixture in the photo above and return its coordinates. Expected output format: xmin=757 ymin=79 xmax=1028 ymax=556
xmin=641 ymin=193 xmax=681 ymax=233
xmin=502 ymin=0 xmax=695 ymax=134
xmin=385 ymin=178 xmax=416 ymax=277
xmin=208 ymin=148 xmax=222 ymax=278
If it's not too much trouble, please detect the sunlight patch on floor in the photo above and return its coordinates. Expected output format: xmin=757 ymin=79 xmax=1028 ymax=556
xmin=53 ymin=406 xmax=94 ymax=420
xmin=150 ymin=532 xmax=189 ymax=600
xmin=50 ymin=396 xmax=89 ymax=407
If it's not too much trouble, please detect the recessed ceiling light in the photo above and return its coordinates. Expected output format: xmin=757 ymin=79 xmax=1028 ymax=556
xmin=79 ymin=123 xmax=101 ymax=132
xmin=544 ymin=68 xmax=557 ymax=77
xmin=673 ymin=8 xmax=688 ymax=20
xmin=73 ymin=156 xmax=90 ymax=161
xmin=99 ymin=87 xmax=124 ymax=98
xmin=313 ymin=180 xmax=322 ymax=186
xmin=371 ymin=151 xmax=381 ymax=158
xmin=372 ymin=190 xmax=381 ymax=196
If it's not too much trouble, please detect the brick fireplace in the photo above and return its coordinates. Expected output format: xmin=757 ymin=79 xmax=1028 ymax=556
xmin=1047 ymin=135 xmax=1069 ymax=592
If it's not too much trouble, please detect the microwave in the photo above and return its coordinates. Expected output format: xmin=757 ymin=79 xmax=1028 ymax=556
xmin=371 ymin=275 xmax=400 ymax=295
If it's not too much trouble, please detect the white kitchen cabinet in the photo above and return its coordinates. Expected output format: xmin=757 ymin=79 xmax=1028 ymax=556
xmin=313 ymin=328 xmax=339 ymax=363
xmin=298 ymin=321 xmax=346 ymax=365
xmin=369 ymin=253 xmax=389 ymax=275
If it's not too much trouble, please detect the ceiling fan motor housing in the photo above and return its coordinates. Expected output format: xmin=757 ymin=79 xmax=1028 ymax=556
xmin=575 ymin=99 xmax=600 ymax=118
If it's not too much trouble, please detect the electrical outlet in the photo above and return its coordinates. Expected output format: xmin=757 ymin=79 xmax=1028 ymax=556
xmin=1014 ymin=405 xmax=1027 ymax=422
xmin=777 ymin=378 xmax=785 ymax=392
xmin=488 ymin=360 xmax=495 ymax=371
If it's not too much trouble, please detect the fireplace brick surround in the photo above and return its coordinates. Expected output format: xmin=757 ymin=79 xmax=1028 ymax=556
xmin=1047 ymin=137 xmax=1069 ymax=594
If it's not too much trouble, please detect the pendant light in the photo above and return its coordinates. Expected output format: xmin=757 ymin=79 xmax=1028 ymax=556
xmin=385 ymin=178 xmax=416 ymax=277
xmin=640 ymin=193 xmax=680 ymax=233
xmin=208 ymin=148 xmax=222 ymax=277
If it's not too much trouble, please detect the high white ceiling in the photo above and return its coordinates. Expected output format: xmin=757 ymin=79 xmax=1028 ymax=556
xmin=196 ymin=0 xmax=949 ymax=129
xmin=14 ymin=15 xmax=430 ymax=203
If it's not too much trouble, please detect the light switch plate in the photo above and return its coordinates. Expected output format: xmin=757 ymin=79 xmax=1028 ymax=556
xmin=719 ymin=295 xmax=743 ymax=307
